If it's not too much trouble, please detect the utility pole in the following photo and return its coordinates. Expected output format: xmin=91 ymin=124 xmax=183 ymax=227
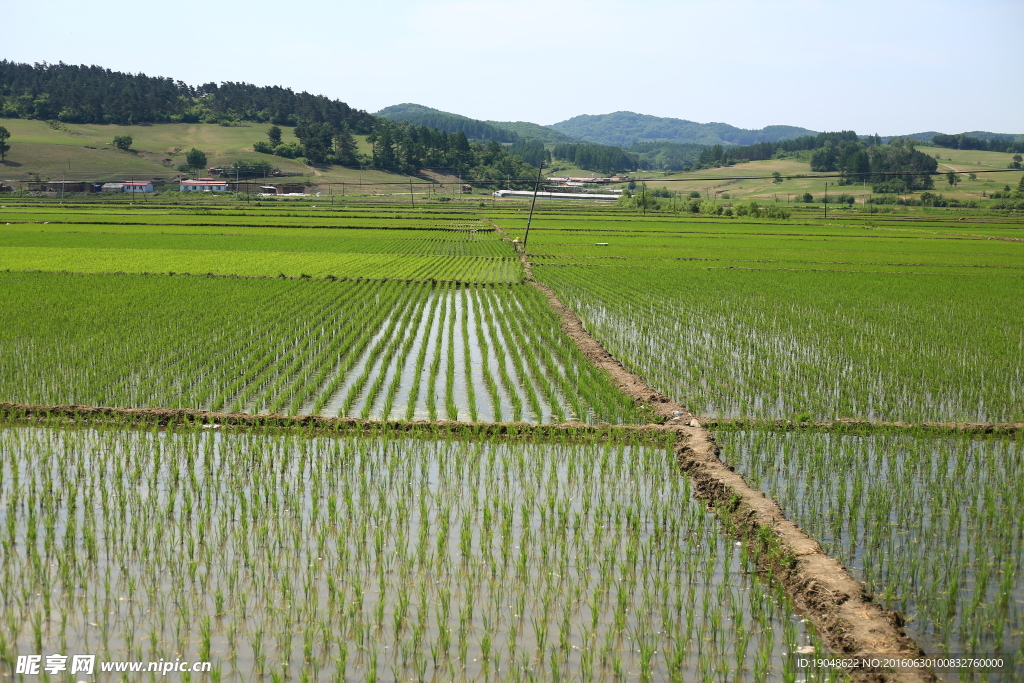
xmin=641 ymin=180 xmax=647 ymax=216
xmin=522 ymin=162 xmax=544 ymax=250
xmin=409 ymin=179 xmax=414 ymax=207
xmin=824 ymin=182 xmax=828 ymax=218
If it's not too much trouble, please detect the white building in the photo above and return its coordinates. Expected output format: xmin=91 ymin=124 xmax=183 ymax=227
xmin=180 ymin=178 xmax=230 ymax=192
xmin=122 ymin=180 xmax=154 ymax=193
xmin=491 ymin=190 xmax=618 ymax=201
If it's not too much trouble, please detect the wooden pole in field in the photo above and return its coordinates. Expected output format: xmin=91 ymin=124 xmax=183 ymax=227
xmin=523 ymin=162 xmax=544 ymax=250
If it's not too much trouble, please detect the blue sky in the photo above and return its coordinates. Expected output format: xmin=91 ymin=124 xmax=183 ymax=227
xmin=4 ymin=0 xmax=1022 ymax=134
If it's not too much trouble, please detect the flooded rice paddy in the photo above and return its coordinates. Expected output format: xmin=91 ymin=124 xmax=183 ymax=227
xmin=718 ymin=429 xmax=1023 ymax=681
xmin=0 ymin=422 xmax=837 ymax=681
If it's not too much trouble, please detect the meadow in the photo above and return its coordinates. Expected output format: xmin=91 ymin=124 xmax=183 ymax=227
xmin=0 ymin=420 xmax=837 ymax=682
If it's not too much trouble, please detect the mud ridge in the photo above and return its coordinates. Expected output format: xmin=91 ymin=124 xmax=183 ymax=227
xmin=0 ymin=402 xmax=667 ymax=442
xmin=706 ymin=417 xmax=1023 ymax=435
xmin=528 ymin=279 xmax=938 ymax=682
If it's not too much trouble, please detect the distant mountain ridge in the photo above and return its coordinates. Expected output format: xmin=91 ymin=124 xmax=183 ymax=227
xmin=376 ymin=103 xmax=1024 ymax=153
xmin=549 ymin=111 xmax=818 ymax=147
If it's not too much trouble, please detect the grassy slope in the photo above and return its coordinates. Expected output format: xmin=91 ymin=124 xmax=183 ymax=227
xmin=0 ymin=119 xmax=400 ymax=184
xmin=627 ymin=149 xmax=1024 ymax=204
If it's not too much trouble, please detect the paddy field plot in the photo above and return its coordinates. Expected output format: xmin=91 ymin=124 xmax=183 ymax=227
xmin=0 ymin=208 xmax=518 ymax=283
xmin=538 ymin=264 xmax=1024 ymax=423
xmin=717 ymin=428 xmax=1024 ymax=679
xmin=0 ymin=421 xmax=838 ymax=682
xmin=0 ymin=272 xmax=642 ymax=424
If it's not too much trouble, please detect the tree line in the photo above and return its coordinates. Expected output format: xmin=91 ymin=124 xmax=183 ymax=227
xmin=367 ymin=120 xmax=538 ymax=186
xmin=809 ymin=138 xmax=938 ymax=191
xmin=931 ymin=133 xmax=1024 ymax=154
xmin=629 ymin=142 xmax=706 ymax=171
xmin=698 ymin=131 xmax=864 ymax=167
xmin=0 ymin=60 xmax=374 ymax=132
xmin=250 ymin=118 xmax=539 ymax=187
xmin=550 ymin=143 xmax=637 ymax=174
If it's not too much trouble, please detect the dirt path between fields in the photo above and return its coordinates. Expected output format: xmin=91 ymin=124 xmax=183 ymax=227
xmin=528 ymin=275 xmax=937 ymax=682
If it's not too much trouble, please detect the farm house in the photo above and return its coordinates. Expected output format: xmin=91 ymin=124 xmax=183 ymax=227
xmin=179 ymin=178 xmax=230 ymax=192
xmin=121 ymin=180 xmax=153 ymax=193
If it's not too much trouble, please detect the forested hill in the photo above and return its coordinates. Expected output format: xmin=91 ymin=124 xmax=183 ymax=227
xmin=550 ymin=111 xmax=817 ymax=147
xmin=375 ymin=104 xmax=583 ymax=145
xmin=375 ymin=104 xmax=518 ymax=142
xmin=0 ymin=61 xmax=375 ymax=132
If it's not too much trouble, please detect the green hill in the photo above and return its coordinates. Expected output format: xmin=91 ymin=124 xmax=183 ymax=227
xmin=375 ymin=104 xmax=519 ymax=142
xmin=483 ymin=120 xmax=581 ymax=145
xmin=549 ymin=111 xmax=817 ymax=147
xmin=375 ymin=104 xmax=584 ymax=146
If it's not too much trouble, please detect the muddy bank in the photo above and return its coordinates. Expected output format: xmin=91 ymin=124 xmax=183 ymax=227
xmin=0 ymin=402 xmax=666 ymax=443
xmin=704 ymin=417 xmax=1023 ymax=435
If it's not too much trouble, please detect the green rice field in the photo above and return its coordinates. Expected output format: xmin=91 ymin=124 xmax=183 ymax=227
xmin=0 ymin=207 xmax=517 ymax=282
xmin=1 ymin=195 xmax=1022 ymax=682
xmin=535 ymin=258 xmax=1023 ymax=424
xmin=0 ymin=273 xmax=642 ymax=424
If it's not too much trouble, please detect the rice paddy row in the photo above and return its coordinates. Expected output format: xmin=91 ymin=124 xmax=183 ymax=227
xmin=0 ymin=272 xmax=644 ymax=424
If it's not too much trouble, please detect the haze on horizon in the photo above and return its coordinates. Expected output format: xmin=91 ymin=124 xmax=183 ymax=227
xmin=4 ymin=0 xmax=1022 ymax=136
